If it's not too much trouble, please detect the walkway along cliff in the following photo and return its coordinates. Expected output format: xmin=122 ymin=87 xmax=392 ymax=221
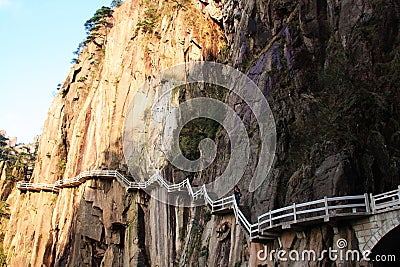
xmin=16 ymin=169 xmax=400 ymax=249
xmin=1 ymin=0 xmax=400 ymax=266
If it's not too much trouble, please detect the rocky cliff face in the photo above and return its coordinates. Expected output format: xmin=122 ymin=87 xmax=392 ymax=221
xmin=1 ymin=0 xmax=400 ymax=266
xmin=220 ymin=0 xmax=400 ymax=265
xmin=2 ymin=0 xmax=226 ymax=266
xmin=0 ymin=135 xmax=37 ymax=265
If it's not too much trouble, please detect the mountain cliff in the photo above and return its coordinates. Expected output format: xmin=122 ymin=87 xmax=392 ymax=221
xmin=1 ymin=0 xmax=399 ymax=266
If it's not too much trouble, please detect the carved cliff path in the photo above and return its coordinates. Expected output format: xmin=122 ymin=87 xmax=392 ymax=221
xmin=16 ymin=170 xmax=400 ymax=245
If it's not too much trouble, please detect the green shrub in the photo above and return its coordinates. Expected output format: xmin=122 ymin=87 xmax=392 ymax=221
xmin=5 ymin=175 xmax=15 ymax=182
xmin=179 ymin=118 xmax=220 ymax=160
xmin=0 ymin=201 xmax=9 ymax=218
xmin=77 ymin=76 xmax=87 ymax=82
xmin=0 ymin=245 xmax=6 ymax=267
xmin=71 ymin=58 xmax=80 ymax=64
xmin=204 ymin=210 xmax=212 ymax=222
xmin=57 ymin=160 xmax=67 ymax=179
xmin=136 ymin=7 xmax=160 ymax=33
xmin=199 ymin=246 xmax=208 ymax=257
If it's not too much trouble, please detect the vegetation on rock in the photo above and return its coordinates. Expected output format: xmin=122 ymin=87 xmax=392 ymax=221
xmin=72 ymin=5 xmax=115 ymax=59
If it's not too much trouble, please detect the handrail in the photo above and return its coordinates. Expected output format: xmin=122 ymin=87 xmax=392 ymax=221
xmin=373 ymin=188 xmax=399 ymax=198
xmin=15 ymin=170 xmax=400 ymax=240
xmin=370 ymin=185 xmax=400 ymax=213
xmin=233 ymin=200 xmax=253 ymax=233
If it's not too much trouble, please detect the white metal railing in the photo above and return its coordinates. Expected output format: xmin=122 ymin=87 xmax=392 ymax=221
xmin=257 ymin=194 xmax=369 ymax=234
xmin=15 ymin=170 xmax=400 ymax=240
xmin=211 ymin=195 xmax=235 ymax=212
xmin=232 ymin=200 xmax=258 ymax=236
xmin=370 ymin=185 xmax=400 ymax=213
xmin=17 ymin=182 xmax=59 ymax=192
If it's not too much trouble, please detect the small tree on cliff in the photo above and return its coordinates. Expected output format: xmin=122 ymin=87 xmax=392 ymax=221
xmin=84 ymin=6 xmax=114 ymax=46
xmin=84 ymin=6 xmax=113 ymax=34
xmin=71 ymin=5 xmax=117 ymax=62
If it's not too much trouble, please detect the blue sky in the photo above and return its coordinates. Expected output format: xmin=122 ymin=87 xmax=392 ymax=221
xmin=0 ymin=0 xmax=112 ymax=144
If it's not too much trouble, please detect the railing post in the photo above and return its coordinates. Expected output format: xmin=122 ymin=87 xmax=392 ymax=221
xmin=364 ymin=193 xmax=370 ymax=213
xmin=269 ymin=211 xmax=272 ymax=228
xmin=324 ymin=196 xmax=329 ymax=220
xmin=397 ymin=186 xmax=400 ymax=202
xmin=369 ymin=193 xmax=375 ymax=213
xmin=293 ymin=203 xmax=297 ymax=223
xmin=233 ymin=201 xmax=238 ymax=222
